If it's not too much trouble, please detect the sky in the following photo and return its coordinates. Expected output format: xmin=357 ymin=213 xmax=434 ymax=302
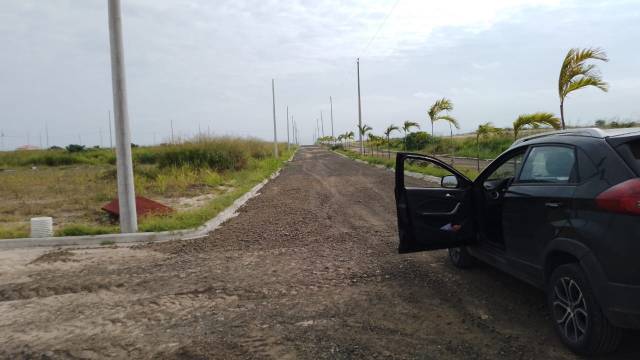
xmin=0 ymin=0 xmax=639 ymax=148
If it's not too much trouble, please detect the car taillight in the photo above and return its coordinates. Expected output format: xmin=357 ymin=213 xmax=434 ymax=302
xmin=595 ymin=178 xmax=640 ymax=215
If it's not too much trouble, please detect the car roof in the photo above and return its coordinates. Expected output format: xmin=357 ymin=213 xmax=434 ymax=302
xmin=511 ymin=127 xmax=640 ymax=147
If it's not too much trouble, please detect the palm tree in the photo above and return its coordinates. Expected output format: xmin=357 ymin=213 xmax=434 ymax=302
xmin=346 ymin=131 xmax=355 ymax=150
xmin=476 ymin=122 xmax=499 ymax=171
xmin=428 ymin=98 xmax=454 ymax=136
xmin=513 ymin=112 xmax=561 ymax=140
xmin=384 ymin=125 xmax=400 ymax=158
xmin=443 ymin=117 xmax=460 ymax=164
xmin=558 ymin=47 xmax=609 ymax=129
xmin=358 ymin=124 xmax=372 ymax=154
xmin=402 ymin=121 xmax=420 ymax=150
xmin=367 ymin=133 xmax=377 ymax=155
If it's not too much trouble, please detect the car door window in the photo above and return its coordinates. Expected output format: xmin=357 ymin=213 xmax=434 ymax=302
xmin=403 ymin=157 xmax=456 ymax=189
xmin=518 ymin=146 xmax=577 ymax=184
xmin=483 ymin=152 xmax=525 ymax=188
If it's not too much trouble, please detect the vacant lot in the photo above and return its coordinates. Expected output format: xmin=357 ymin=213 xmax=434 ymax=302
xmin=1 ymin=147 xmax=638 ymax=359
xmin=0 ymin=138 xmax=292 ymax=238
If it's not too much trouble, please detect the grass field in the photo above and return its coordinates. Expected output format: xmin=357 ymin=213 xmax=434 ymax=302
xmin=335 ymin=148 xmax=479 ymax=180
xmin=0 ymin=138 xmax=295 ymax=239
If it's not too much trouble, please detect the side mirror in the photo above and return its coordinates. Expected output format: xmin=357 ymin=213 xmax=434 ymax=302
xmin=441 ymin=175 xmax=459 ymax=189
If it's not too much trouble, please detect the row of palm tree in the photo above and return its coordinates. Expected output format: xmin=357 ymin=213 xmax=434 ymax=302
xmin=334 ymin=47 xmax=608 ymax=168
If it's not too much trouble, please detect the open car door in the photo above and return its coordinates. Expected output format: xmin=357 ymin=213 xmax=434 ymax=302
xmin=395 ymin=153 xmax=475 ymax=253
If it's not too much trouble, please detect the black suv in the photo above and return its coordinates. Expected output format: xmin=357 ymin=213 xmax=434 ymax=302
xmin=394 ymin=128 xmax=640 ymax=355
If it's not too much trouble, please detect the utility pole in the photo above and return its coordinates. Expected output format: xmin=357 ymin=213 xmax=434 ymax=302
xmin=320 ymin=111 xmax=325 ymax=138
xmin=108 ymin=110 xmax=113 ymax=148
xmin=316 ymin=118 xmax=320 ymax=142
xmin=45 ymin=122 xmax=50 ymax=148
xmin=293 ymin=118 xmax=297 ymax=145
xmin=330 ymin=96 xmax=334 ymax=140
xmin=108 ymin=0 xmax=138 ymax=233
xmin=357 ymin=58 xmax=363 ymax=154
xmin=286 ymin=106 xmax=290 ymax=150
xmin=271 ymin=79 xmax=278 ymax=158
xmin=170 ymin=119 xmax=175 ymax=144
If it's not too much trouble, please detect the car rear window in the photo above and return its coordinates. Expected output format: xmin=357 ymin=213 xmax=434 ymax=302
xmin=615 ymin=139 xmax=640 ymax=175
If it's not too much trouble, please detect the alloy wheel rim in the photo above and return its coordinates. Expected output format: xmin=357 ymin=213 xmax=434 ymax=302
xmin=552 ymin=277 xmax=588 ymax=343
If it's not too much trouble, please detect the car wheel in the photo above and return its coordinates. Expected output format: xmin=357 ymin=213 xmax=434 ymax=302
xmin=547 ymin=264 xmax=622 ymax=355
xmin=448 ymin=247 xmax=475 ymax=268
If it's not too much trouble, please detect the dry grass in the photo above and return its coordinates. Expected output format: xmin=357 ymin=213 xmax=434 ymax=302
xmin=0 ymin=137 xmax=293 ymax=238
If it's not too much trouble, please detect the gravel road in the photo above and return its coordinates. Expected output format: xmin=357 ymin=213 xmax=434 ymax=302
xmin=1 ymin=147 xmax=638 ymax=359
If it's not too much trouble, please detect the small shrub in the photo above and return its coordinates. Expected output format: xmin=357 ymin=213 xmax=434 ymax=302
xmin=157 ymin=143 xmax=247 ymax=170
xmin=65 ymin=144 xmax=86 ymax=153
xmin=405 ymin=132 xmax=436 ymax=150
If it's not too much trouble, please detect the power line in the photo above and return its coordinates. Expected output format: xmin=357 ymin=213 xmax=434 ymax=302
xmin=361 ymin=0 xmax=401 ymax=56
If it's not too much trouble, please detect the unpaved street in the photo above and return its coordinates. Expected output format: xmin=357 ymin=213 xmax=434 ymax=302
xmin=1 ymin=147 xmax=639 ymax=359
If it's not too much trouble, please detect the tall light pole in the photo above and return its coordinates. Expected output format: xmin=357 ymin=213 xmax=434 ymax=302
xmin=170 ymin=119 xmax=174 ymax=144
xmin=45 ymin=122 xmax=50 ymax=148
xmin=271 ymin=79 xmax=278 ymax=158
xmin=286 ymin=106 xmax=290 ymax=151
xmin=320 ymin=111 xmax=324 ymax=138
xmin=330 ymin=96 xmax=334 ymax=143
xmin=108 ymin=0 xmax=138 ymax=233
xmin=357 ymin=58 xmax=363 ymax=154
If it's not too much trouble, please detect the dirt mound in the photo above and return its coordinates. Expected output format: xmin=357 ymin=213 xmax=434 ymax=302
xmin=29 ymin=249 xmax=77 ymax=264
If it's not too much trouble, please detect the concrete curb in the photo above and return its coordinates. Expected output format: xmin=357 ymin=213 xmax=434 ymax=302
xmin=0 ymin=150 xmax=298 ymax=250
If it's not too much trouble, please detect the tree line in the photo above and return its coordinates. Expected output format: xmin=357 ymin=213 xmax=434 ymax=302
xmin=322 ymin=47 xmax=611 ymax=167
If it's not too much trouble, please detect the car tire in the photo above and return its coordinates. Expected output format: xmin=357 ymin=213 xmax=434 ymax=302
xmin=448 ymin=247 xmax=475 ymax=268
xmin=547 ymin=263 xmax=622 ymax=356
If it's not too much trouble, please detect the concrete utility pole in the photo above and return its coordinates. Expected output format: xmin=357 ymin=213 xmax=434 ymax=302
xmin=320 ymin=111 xmax=324 ymax=138
xmin=108 ymin=110 xmax=113 ymax=148
xmin=357 ymin=58 xmax=363 ymax=154
xmin=286 ymin=106 xmax=290 ymax=150
xmin=108 ymin=0 xmax=138 ymax=233
xmin=45 ymin=123 xmax=50 ymax=148
xmin=170 ymin=119 xmax=175 ymax=144
xmin=271 ymin=79 xmax=279 ymax=158
xmin=330 ymin=96 xmax=334 ymax=140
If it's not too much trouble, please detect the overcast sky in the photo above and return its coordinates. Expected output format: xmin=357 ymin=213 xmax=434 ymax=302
xmin=1 ymin=0 xmax=639 ymax=148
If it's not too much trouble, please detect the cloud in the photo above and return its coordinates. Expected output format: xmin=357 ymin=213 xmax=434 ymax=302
xmin=413 ymin=91 xmax=439 ymax=99
xmin=472 ymin=61 xmax=501 ymax=70
xmin=0 ymin=0 xmax=637 ymax=147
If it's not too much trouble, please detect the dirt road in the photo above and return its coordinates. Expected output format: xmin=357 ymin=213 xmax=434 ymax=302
xmin=1 ymin=147 xmax=638 ymax=359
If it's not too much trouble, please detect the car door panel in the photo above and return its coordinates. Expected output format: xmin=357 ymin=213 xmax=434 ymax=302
xmin=395 ymin=153 xmax=474 ymax=253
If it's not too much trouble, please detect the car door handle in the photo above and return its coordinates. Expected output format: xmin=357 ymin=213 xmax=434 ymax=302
xmin=545 ymin=202 xmax=562 ymax=208
xmin=445 ymin=193 xmax=454 ymax=198
xmin=420 ymin=203 xmax=460 ymax=216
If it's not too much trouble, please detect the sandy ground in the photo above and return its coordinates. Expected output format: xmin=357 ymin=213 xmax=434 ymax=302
xmin=1 ymin=147 xmax=639 ymax=359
